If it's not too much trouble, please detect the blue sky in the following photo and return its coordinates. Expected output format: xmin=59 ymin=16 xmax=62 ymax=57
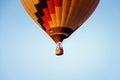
xmin=0 ymin=0 xmax=120 ymax=80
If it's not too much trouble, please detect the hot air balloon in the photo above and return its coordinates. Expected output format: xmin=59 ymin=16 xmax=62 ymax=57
xmin=21 ymin=0 xmax=100 ymax=56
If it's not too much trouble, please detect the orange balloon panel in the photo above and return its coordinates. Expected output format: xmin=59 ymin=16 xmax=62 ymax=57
xmin=21 ymin=0 xmax=99 ymax=43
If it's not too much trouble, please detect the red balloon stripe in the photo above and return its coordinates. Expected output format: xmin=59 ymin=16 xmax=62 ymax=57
xmin=47 ymin=0 xmax=55 ymax=14
xmin=54 ymin=0 xmax=62 ymax=6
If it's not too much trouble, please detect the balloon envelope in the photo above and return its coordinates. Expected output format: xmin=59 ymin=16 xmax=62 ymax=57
xmin=21 ymin=0 xmax=99 ymax=43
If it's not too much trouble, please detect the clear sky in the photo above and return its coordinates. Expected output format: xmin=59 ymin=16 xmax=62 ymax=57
xmin=0 ymin=0 xmax=120 ymax=80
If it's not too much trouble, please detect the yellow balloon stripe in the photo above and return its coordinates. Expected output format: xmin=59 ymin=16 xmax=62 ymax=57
xmin=54 ymin=0 xmax=62 ymax=27
xmin=61 ymin=0 xmax=72 ymax=26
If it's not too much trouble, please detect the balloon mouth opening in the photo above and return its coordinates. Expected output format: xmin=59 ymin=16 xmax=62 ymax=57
xmin=55 ymin=42 xmax=64 ymax=56
xmin=46 ymin=27 xmax=73 ymax=43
